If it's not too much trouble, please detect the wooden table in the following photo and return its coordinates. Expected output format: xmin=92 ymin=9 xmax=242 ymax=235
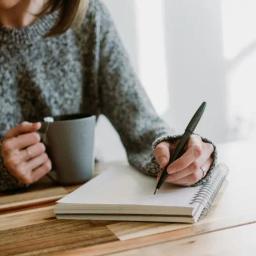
xmin=0 ymin=140 xmax=256 ymax=255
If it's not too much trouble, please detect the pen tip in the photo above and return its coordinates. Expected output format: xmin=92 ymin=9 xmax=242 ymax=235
xmin=154 ymin=188 xmax=158 ymax=195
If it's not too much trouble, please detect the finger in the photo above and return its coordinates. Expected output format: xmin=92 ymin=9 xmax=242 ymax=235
xmin=200 ymin=158 xmax=213 ymax=177
xmin=3 ymin=142 xmax=45 ymax=169
xmin=187 ymin=140 xmax=214 ymax=174
xmin=26 ymin=153 xmax=49 ymax=170
xmin=187 ymin=134 xmax=202 ymax=148
xmin=188 ymin=134 xmax=214 ymax=164
xmin=4 ymin=122 xmax=41 ymax=139
xmin=31 ymin=159 xmax=52 ymax=183
xmin=166 ymin=146 xmax=198 ymax=175
xmin=6 ymin=162 xmax=33 ymax=185
xmin=166 ymin=146 xmax=213 ymax=184
xmin=19 ymin=143 xmax=46 ymax=162
xmin=166 ymin=135 xmax=203 ymax=174
xmin=168 ymin=169 xmax=203 ymax=186
xmin=2 ymin=132 xmax=41 ymax=153
xmin=202 ymin=141 xmax=214 ymax=161
xmin=187 ymin=134 xmax=204 ymax=158
xmin=153 ymin=142 xmax=170 ymax=168
xmin=165 ymin=167 xmax=195 ymax=183
xmin=166 ymin=156 xmax=213 ymax=186
xmin=7 ymin=156 xmax=51 ymax=185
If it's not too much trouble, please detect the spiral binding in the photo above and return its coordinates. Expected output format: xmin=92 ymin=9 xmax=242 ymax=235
xmin=189 ymin=165 xmax=227 ymax=219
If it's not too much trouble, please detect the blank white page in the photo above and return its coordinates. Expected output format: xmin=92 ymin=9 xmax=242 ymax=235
xmin=58 ymin=165 xmax=200 ymax=208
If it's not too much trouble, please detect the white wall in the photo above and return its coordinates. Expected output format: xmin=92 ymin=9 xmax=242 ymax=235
xmin=102 ymin=0 xmax=138 ymax=71
xmin=222 ymin=0 xmax=256 ymax=140
xmin=163 ymin=0 xmax=228 ymax=142
xmin=95 ymin=0 xmax=238 ymax=162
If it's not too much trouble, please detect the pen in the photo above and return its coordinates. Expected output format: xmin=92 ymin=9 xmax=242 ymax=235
xmin=154 ymin=102 xmax=207 ymax=194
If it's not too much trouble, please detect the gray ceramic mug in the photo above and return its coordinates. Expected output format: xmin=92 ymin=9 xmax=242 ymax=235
xmin=40 ymin=114 xmax=96 ymax=185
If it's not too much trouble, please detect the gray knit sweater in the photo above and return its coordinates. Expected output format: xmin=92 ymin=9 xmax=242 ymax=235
xmin=0 ymin=0 xmax=215 ymax=192
xmin=0 ymin=0 xmax=174 ymax=192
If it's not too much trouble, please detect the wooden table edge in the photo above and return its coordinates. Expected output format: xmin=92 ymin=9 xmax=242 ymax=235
xmin=50 ymin=219 xmax=256 ymax=256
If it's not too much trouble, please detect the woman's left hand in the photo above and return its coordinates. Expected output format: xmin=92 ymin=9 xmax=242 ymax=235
xmin=153 ymin=135 xmax=214 ymax=186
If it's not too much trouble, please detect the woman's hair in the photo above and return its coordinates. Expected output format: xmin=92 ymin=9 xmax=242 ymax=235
xmin=42 ymin=0 xmax=89 ymax=37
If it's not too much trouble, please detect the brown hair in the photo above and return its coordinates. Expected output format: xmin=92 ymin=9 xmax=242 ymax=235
xmin=42 ymin=0 xmax=89 ymax=37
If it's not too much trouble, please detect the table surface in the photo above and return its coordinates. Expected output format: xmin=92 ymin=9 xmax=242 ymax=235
xmin=0 ymin=140 xmax=256 ymax=256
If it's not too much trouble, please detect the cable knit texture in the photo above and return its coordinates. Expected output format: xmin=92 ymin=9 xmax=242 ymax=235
xmin=0 ymin=0 xmax=215 ymax=192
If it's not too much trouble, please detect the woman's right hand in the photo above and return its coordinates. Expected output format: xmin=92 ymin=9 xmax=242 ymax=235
xmin=1 ymin=122 xmax=52 ymax=185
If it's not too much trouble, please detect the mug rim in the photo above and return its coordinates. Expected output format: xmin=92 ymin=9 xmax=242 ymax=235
xmin=45 ymin=114 xmax=96 ymax=122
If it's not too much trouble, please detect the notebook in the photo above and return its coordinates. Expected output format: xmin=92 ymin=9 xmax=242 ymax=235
xmin=55 ymin=163 xmax=228 ymax=223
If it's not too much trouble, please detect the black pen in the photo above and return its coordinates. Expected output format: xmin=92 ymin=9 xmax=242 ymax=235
xmin=154 ymin=102 xmax=207 ymax=194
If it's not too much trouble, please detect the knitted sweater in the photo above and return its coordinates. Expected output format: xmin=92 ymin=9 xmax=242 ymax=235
xmin=0 ymin=0 xmax=215 ymax=192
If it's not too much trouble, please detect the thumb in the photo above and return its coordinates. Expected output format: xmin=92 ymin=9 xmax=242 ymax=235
xmin=153 ymin=142 xmax=170 ymax=169
xmin=4 ymin=122 xmax=41 ymax=139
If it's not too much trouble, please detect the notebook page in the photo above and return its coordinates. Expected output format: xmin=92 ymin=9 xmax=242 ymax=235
xmin=58 ymin=165 xmax=200 ymax=208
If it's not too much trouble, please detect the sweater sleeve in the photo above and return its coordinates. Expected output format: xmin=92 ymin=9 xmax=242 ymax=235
xmin=0 ymin=153 xmax=26 ymax=192
xmin=93 ymin=0 xmax=172 ymax=176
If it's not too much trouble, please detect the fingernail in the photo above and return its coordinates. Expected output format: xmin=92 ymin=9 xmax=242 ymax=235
xmin=167 ymin=165 xmax=173 ymax=174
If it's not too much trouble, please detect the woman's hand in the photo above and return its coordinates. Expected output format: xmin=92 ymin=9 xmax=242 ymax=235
xmin=1 ymin=122 xmax=52 ymax=185
xmin=153 ymin=135 xmax=214 ymax=186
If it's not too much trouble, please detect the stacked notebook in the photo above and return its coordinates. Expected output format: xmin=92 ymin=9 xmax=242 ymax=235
xmin=55 ymin=164 xmax=228 ymax=223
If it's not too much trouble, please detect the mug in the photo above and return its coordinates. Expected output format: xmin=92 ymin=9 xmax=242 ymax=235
xmin=40 ymin=114 xmax=96 ymax=185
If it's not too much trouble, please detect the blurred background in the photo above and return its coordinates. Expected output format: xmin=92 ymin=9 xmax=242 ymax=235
xmin=95 ymin=0 xmax=256 ymax=162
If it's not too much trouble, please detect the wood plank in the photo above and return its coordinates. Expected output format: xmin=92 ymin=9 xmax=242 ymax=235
xmin=0 ymin=219 xmax=118 ymax=256
xmin=0 ymin=163 xmax=99 ymax=213
xmin=0 ymin=187 xmax=68 ymax=212
xmin=0 ymin=205 xmax=55 ymax=231
xmin=52 ymin=217 xmax=256 ymax=256
xmin=107 ymin=222 xmax=188 ymax=241
xmin=111 ymin=222 xmax=256 ymax=256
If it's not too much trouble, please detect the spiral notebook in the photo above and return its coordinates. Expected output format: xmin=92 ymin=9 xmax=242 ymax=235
xmin=55 ymin=164 xmax=228 ymax=223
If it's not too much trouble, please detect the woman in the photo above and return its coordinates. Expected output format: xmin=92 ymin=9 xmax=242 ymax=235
xmin=0 ymin=0 xmax=215 ymax=192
